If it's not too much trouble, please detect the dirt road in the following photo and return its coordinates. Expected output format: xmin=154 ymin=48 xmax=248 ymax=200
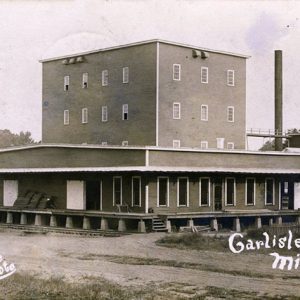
xmin=0 ymin=230 xmax=299 ymax=298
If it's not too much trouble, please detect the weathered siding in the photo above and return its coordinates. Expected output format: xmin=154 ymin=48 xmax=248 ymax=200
xmin=158 ymin=43 xmax=246 ymax=149
xmin=42 ymin=43 xmax=157 ymax=146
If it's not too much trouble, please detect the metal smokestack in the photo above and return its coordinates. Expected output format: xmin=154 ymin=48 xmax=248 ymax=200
xmin=274 ymin=50 xmax=283 ymax=151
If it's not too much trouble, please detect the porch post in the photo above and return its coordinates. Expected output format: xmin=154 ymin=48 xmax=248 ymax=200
xmin=138 ymin=219 xmax=146 ymax=233
xmin=210 ymin=218 xmax=218 ymax=231
xmin=145 ymin=184 xmax=149 ymax=213
xmin=166 ymin=219 xmax=172 ymax=233
xmin=233 ymin=217 xmax=241 ymax=232
xmin=255 ymin=217 xmax=262 ymax=229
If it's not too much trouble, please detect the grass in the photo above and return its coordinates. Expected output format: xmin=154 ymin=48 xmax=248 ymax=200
xmin=156 ymin=232 xmax=229 ymax=252
xmin=0 ymin=273 xmax=298 ymax=300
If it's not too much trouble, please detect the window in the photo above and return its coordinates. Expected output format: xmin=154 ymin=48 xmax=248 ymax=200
xmin=199 ymin=178 xmax=210 ymax=206
xmin=201 ymin=67 xmax=208 ymax=83
xmin=225 ymin=178 xmax=236 ymax=206
xmin=173 ymin=140 xmax=180 ymax=148
xmin=113 ymin=177 xmax=122 ymax=205
xmin=227 ymin=106 xmax=234 ymax=122
xmin=63 ymin=110 xmax=69 ymax=125
xmin=173 ymin=64 xmax=181 ymax=81
xmin=102 ymin=70 xmax=108 ymax=86
xmin=265 ymin=178 xmax=275 ymax=205
xmin=101 ymin=106 xmax=108 ymax=122
xmin=177 ymin=177 xmax=189 ymax=207
xmin=81 ymin=108 xmax=88 ymax=124
xmin=201 ymin=141 xmax=208 ymax=149
xmin=227 ymin=70 xmax=235 ymax=86
xmin=123 ymin=67 xmax=129 ymax=83
xmin=227 ymin=142 xmax=234 ymax=150
xmin=101 ymin=141 xmax=108 ymax=146
xmin=132 ymin=176 xmax=141 ymax=206
xmin=157 ymin=177 xmax=169 ymax=207
xmin=122 ymin=141 xmax=128 ymax=146
xmin=64 ymin=76 xmax=69 ymax=91
xmin=201 ymin=105 xmax=208 ymax=121
xmin=216 ymin=138 xmax=225 ymax=149
xmin=246 ymin=178 xmax=255 ymax=205
xmin=122 ymin=104 xmax=128 ymax=120
xmin=82 ymin=73 xmax=88 ymax=88
xmin=173 ymin=103 xmax=181 ymax=119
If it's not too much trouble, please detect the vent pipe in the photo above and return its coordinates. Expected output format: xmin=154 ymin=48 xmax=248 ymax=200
xmin=274 ymin=50 xmax=283 ymax=151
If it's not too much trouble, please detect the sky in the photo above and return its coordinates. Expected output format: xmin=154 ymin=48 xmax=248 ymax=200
xmin=0 ymin=0 xmax=299 ymax=149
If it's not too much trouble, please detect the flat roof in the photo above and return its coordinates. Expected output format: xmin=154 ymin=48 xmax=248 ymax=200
xmin=39 ymin=39 xmax=250 ymax=63
xmin=1 ymin=143 xmax=300 ymax=157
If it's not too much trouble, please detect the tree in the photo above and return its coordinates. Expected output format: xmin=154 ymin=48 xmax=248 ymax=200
xmin=0 ymin=129 xmax=36 ymax=148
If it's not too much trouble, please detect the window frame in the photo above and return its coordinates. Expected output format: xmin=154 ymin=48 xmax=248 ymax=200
xmin=227 ymin=106 xmax=235 ymax=122
xmin=227 ymin=142 xmax=235 ymax=150
xmin=101 ymin=106 xmax=108 ymax=122
xmin=63 ymin=110 xmax=69 ymax=125
xmin=201 ymin=67 xmax=208 ymax=84
xmin=199 ymin=177 xmax=211 ymax=207
xmin=265 ymin=178 xmax=275 ymax=205
xmin=200 ymin=141 xmax=208 ymax=149
xmin=201 ymin=105 xmax=208 ymax=121
xmin=157 ymin=176 xmax=169 ymax=207
xmin=173 ymin=64 xmax=181 ymax=81
xmin=82 ymin=73 xmax=88 ymax=89
xmin=64 ymin=75 xmax=70 ymax=91
xmin=245 ymin=177 xmax=256 ymax=206
xmin=122 ymin=104 xmax=128 ymax=120
xmin=225 ymin=177 xmax=236 ymax=206
xmin=173 ymin=140 xmax=181 ymax=148
xmin=102 ymin=70 xmax=108 ymax=86
xmin=227 ymin=70 xmax=235 ymax=86
xmin=177 ymin=177 xmax=189 ymax=207
xmin=123 ymin=67 xmax=129 ymax=84
xmin=113 ymin=176 xmax=122 ymax=206
xmin=81 ymin=108 xmax=88 ymax=124
xmin=173 ymin=102 xmax=181 ymax=119
xmin=131 ymin=176 xmax=141 ymax=207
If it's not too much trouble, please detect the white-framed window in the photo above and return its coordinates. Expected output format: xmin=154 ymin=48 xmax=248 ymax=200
xmin=157 ymin=177 xmax=169 ymax=207
xmin=227 ymin=106 xmax=234 ymax=122
xmin=216 ymin=138 xmax=225 ymax=149
xmin=173 ymin=140 xmax=181 ymax=148
xmin=122 ymin=104 xmax=128 ymax=120
xmin=246 ymin=178 xmax=255 ymax=205
xmin=64 ymin=75 xmax=70 ymax=91
xmin=177 ymin=177 xmax=189 ymax=207
xmin=201 ymin=105 xmax=208 ymax=121
xmin=227 ymin=142 xmax=235 ymax=150
xmin=201 ymin=141 xmax=208 ymax=149
xmin=201 ymin=67 xmax=208 ymax=84
xmin=123 ymin=67 xmax=129 ymax=84
xmin=199 ymin=177 xmax=210 ymax=206
xmin=102 ymin=70 xmax=108 ymax=86
xmin=81 ymin=108 xmax=88 ymax=124
xmin=265 ymin=178 xmax=275 ymax=205
xmin=122 ymin=141 xmax=128 ymax=146
xmin=173 ymin=64 xmax=181 ymax=81
xmin=132 ymin=176 xmax=141 ymax=207
xmin=227 ymin=70 xmax=235 ymax=86
xmin=101 ymin=106 xmax=108 ymax=122
xmin=101 ymin=141 xmax=108 ymax=146
xmin=113 ymin=176 xmax=122 ymax=206
xmin=82 ymin=73 xmax=88 ymax=88
xmin=225 ymin=177 xmax=236 ymax=206
xmin=63 ymin=110 xmax=69 ymax=125
xmin=173 ymin=102 xmax=181 ymax=119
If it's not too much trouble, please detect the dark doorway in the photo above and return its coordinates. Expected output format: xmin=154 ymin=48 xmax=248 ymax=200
xmin=214 ymin=180 xmax=223 ymax=211
xmin=281 ymin=180 xmax=294 ymax=210
xmin=86 ymin=181 xmax=101 ymax=210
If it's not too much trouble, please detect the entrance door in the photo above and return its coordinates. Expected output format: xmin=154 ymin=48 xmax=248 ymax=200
xmin=86 ymin=181 xmax=101 ymax=210
xmin=214 ymin=180 xmax=223 ymax=211
xmin=294 ymin=182 xmax=300 ymax=210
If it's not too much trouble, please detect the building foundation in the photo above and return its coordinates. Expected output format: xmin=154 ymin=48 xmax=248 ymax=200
xmin=83 ymin=216 xmax=91 ymax=230
xmin=118 ymin=219 xmax=126 ymax=232
xmin=6 ymin=212 xmax=13 ymax=224
xmin=35 ymin=214 xmax=42 ymax=226
xmin=100 ymin=218 xmax=108 ymax=230
xmin=255 ymin=217 xmax=262 ymax=229
xmin=50 ymin=215 xmax=57 ymax=227
xmin=210 ymin=218 xmax=218 ymax=231
xmin=233 ymin=217 xmax=241 ymax=232
xmin=138 ymin=220 xmax=146 ymax=233
xmin=20 ymin=213 xmax=27 ymax=225
xmin=66 ymin=216 xmax=73 ymax=228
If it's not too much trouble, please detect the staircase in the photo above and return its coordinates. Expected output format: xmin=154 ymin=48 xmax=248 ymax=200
xmin=152 ymin=216 xmax=168 ymax=232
